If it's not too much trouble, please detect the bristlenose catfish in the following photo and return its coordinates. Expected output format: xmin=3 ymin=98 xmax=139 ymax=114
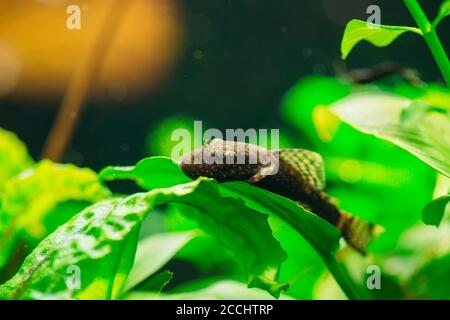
xmin=180 ymin=138 xmax=375 ymax=254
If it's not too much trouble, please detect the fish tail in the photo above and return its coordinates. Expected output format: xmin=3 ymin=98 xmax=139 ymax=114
xmin=337 ymin=211 xmax=377 ymax=255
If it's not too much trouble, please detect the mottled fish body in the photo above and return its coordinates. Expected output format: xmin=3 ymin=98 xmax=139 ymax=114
xmin=180 ymin=139 xmax=374 ymax=254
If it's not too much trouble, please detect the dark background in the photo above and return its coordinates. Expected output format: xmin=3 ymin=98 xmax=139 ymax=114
xmin=1 ymin=0 xmax=448 ymax=170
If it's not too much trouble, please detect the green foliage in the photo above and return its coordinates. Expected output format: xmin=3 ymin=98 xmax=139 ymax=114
xmin=101 ymin=157 xmax=365 ymax=299
xmin=124 ymin=231 xmax=198 ymax=291
xmin=422 ymin=195 xmax=450 ymax=226
xmin=433 ymin=0 xmax=450 ymax=27
xmin=281 ymin=76 xmax=436 ymax=251
xmin=104 ymin=169 xmax=289 ymax=297
xmin=329 ymin=92 xmax=450 ymax=177
xmin=1 ymin=0 xmax=449 ymax=301
xmin=0 ymin=178 xmax=288 ymax=299
xmin=341 ymin=19 xmax=421 ymax=59
xmin=100 ymin=157 xmax=191 ymax=190
xmin=0 ymin=128 xmax=33 ymax=190
xmin=136 ymin=270 xmax=174 ymax=293
xmin=0 ymin=160 xmax=110 ymax=272
xmin=406 ymin=253 xmax=450 ymax=299
xmin=344 ymin=1 xmax=450 ymax=85
xmin=126 ymin=280 xmax=290 ymax=300
xmin=0 ymin=195 xmax=144 ymax=299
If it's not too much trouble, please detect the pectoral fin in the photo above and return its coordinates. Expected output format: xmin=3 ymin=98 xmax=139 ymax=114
xmin=248 ymin=164 xmax=277 ymax=183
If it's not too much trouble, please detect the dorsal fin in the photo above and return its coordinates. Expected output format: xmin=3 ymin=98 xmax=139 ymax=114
xmin=273 ymin=148 xmax=326 ymax=190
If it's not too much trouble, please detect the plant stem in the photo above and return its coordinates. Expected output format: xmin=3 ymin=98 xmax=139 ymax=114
xmin=403 ymin=0 xmax=450 ymax=86
xmin=42 ymin=0 xmax=132 ymax=161
xmin=323 ymin=255 xmax=365 ymax=300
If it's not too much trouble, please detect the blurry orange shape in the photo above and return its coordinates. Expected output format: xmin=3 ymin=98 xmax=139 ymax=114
xmin=0 ymin=0 xmax=183 ymax=101
xmin=0 ymin=42 xmax=22 ymax=97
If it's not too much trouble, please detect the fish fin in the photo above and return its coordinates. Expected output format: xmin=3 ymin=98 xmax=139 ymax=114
xmin=337 ymin=212 xmax=379 ymax=254
xmin=273 ymin=149 xmax=326 ymax=190
xmin=329 ymin=196 xmax=340 ymax=206
xmin=248 ymin=164 xmax=276 ymax=183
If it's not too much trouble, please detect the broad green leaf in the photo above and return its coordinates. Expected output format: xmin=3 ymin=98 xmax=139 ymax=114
xmin=0 ymin=178 xmax=287 ymax=299
xmin=126 ymin=280 xmax=293 ymax=300
xmin=281 ymin=76 xmax=352 ymax=146
xmin=330 ymin=92 xmax=450 ymax=177
xmin=0 ymin=196 xmax=145 ymax=300
xmin=100 ymin=157 xmax=191 ymax=190
xmin=0 ymin=160 xmax=110 ymax=271
xmin=106 ymin=228 xmax=140 ymax=300
xmin=1 ymin=160 xmax=110 ymax=238
xmin=101 ymin=157 xmax=340 ymax=255
xmin=124 ymin=231 xmax=198 ymax=292
xmin=219 ymin=182 xmax=341 ymax=256
xmin=433 ymin=0 xmax=450 ymax=27
xmin=0 ymin=128 xmax=33 ymax=189
xmin=136 ymin=270 xmax=173 ymax=293
xmin=422 ymin=195 xmax=450 ymax=226
xmin=406 ymin=253 xmax=450 ymax=299
xmin=282 ymin=76 xmax=436 ymax=255
xmin=100 ymin=157 xmax=364 ymax=299
xmin=341 ymin=19 xmax=422 ymax=59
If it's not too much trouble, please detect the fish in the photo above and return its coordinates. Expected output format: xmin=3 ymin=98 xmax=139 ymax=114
xmin=180 ymin=138 xmax=375 ymax=254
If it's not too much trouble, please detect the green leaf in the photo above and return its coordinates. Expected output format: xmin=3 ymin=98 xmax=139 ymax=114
xmin=0 ymin=160 xmax=110 ymax=272
xmin=219 ymin=182 xmax=341 ymax=256
xmin=101 ymin=158 xmax=340 ymax=256
xmin=406 ymin=253 xmax=450 ymax=299
xmin=330 ymin=92 xmax=450 ymax=177
xmin=0 ymin=178 xmax=287 ymax=299
xmin=100 ymin=157 xmax=364 ymax=299
xmin=126 ymin=280 xmax=292 ymax=300
xmin=433 ymin=0 xmax=450 ymax=27
xmin=136 ymin=270 xmax=174 ymax=293
xmin=341 ymin=19 xmax=422 ymax=59
xmin=124 ymin=231 xmax=198 ymax=292
xmin=100 ymin=157 xmax=191 ymax=190
xmin=422 ymin=195 xmax=450 ymax=226
xmin=0 ymin=128 xmax=33 ymax=189
xmin=0 ymin=196 xmax=145 ymax=300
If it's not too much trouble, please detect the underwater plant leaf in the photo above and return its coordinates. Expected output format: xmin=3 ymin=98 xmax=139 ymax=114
xmin=433 ymin=0 xmax=450 ymax=27
xmin=341 ymin=19 xmax=422 ymax=59
xmin=0 ymin=128 xmax=33 ymax=190
xmin=0 ymin=178 xmax=287 ymax=299
xmin=126 ymin=280 xmax=292 ymax=300
xmin=100 ymin=157 xmax=191 ymax=190
xmin=330 ymin=92 xmax=450 ymax=177
xmin=219 ymin=182 xmax=341 ymax=256
xmin=135 ymin=270 xmax=174 ymax=294
xmin=100 ymin=158 xmax=340 ymax=255
xmin=406 ymin=253 xmax=450 ymax=299
xmin=99 ymin=157 xmax=367 ymax=298
xmin=0 ymin=160 xmax=110 ymax=271
xmin=124 ymin=231 xmax=198 ymax=292
xmin=422 ymin=194 xmax=450 ymax=227
xmin=0 ymin=196 xmax=145 ymax=300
